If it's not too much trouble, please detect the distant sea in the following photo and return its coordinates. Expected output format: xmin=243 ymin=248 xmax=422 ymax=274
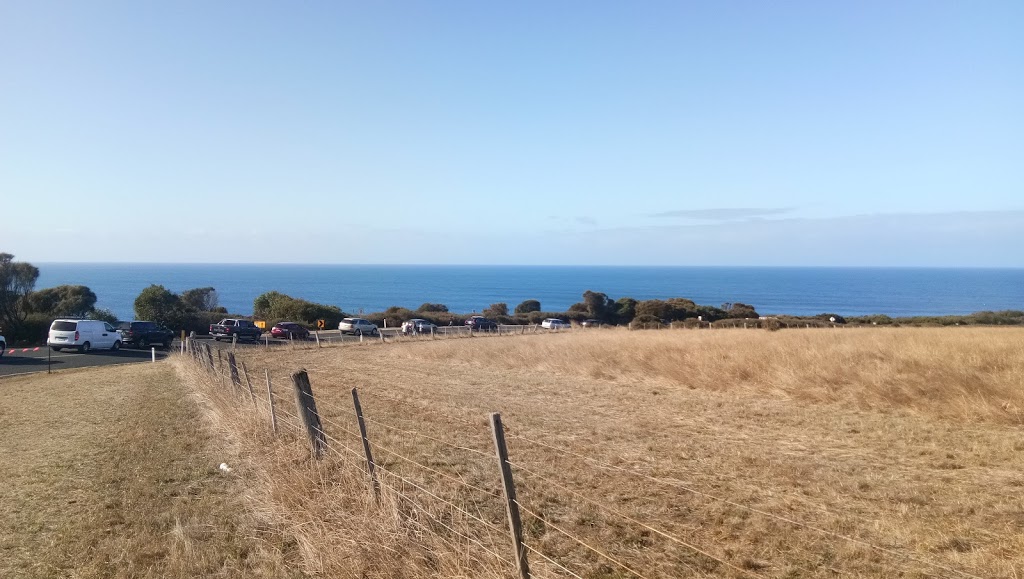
xmin=34 ymin=264 xmax=1024 ymax=320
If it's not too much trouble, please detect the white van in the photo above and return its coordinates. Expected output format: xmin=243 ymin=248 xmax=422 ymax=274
xmin=48 ymin=319 xmax=122 ymax=353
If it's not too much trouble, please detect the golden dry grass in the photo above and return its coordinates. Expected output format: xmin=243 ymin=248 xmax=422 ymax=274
xmin=0 ymin=364 xmax=301 ymax=578
xmin=180 ymin=327 xmax=1024 ymax=578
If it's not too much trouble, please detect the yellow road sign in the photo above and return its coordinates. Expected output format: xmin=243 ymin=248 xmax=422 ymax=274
xmin=254 ymin=320 xmax=266 ymax=329
xmin=317 ymin=319 xmax=326 ymax=329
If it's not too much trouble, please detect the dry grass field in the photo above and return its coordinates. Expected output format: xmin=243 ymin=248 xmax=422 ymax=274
xmin=0 ymin=364 xmax=302 ymax=578
xmin=184 ymin=326 xmax=1024 ymax=579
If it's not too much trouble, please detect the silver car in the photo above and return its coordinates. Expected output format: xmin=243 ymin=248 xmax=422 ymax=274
xmin=338 ymin=317 xmax=379 ymax=336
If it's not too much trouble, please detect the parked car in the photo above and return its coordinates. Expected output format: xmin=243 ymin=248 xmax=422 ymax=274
xmin=210 ymin=319 xmax=263 ymax=342
xmin=339 ymin=317 xmax=379 ymax=336
xmin=541 ymin=318 xmax=571 ymax=329
xmin=581 ymin=319 xmax=602 ymax=328
xmin=401 ymin=319 xmax=437 ymax=335
xmin=465 ymin=316 xmax=498 ymax=331
xmin=116 ymin=321 xmax=174 ymax=349
xmin=271 ymin=322 xmax=310 ymax=340
xmin=0 ymin=333 xmax=5 ymax=359
xmin=48 ymin=319 xmax=122 ymax=353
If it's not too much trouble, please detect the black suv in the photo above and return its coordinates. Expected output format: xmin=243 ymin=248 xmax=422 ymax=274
xmin=465 ymin=316 xmax=498 ymax=331
xmin=116 ymin=321 xmax=174 ymax=349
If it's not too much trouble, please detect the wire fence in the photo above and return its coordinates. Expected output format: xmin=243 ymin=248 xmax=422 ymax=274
xmin=179 ymin=337 xmax=989 ymax=579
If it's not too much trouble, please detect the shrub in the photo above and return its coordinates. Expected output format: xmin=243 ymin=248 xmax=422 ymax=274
xmin=514 ymin=300 xmax=541 ymax=314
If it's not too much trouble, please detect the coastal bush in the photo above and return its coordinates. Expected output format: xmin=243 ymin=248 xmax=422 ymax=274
xmin=417 ymin=303 xmax=449 ymax=313
xmin=253 ymin=291 xmax=346 ymax=328
xmin=25 ymin=285 xmax=98 ymax=318
xmin=483 ymin=303 xmax=508 ymax=317
xmin=514 ymin=299 xmax=541 ymax=314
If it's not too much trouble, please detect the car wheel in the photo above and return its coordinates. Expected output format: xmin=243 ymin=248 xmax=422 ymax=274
xmin=111 ymin=340 xmax=121 ymax=351
xmin=80 ymin=341 xmax=91 ymax=354
xmin=0 ymin=343 xmax=5 ymax=358
xmin=213 ymin=337 xmax=220 ymax=341
xmin=355 ymin=329 xmax=362 ymax=336
xmin=163 ymin=340 xmax=171 ymax=349
xmin=139 ymin=338 xmax=148 ymax=349
xmin=51 ymin=346 xmax=61 ymax=352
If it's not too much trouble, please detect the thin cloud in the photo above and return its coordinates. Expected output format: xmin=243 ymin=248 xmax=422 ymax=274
xmin=649 ymin=207 xmax=795 ymax=220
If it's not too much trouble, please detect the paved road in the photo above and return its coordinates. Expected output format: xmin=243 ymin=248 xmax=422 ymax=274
xmin=0 ymin=344 xmax=175 ymax=378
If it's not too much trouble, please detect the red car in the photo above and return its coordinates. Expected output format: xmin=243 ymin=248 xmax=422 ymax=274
xmin=270 ymin=322 xmax=310 ymax=340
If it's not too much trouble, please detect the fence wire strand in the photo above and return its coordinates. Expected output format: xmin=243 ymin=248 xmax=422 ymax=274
xmin=507 ymin=433 xmax=985 ymax=579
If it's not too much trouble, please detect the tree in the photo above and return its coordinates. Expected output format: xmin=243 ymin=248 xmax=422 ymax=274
xmin=615 ymin=297 xmax=638 ymax=324
xmin=0 ymin=253 xmax=39 ymax=334
xmin=514 ymin=299 xmax=541 ymax=314
xmin=253 ymin=291 xmax=345 ymax=327
xmin=181 ymin=287 xmax=219 ymax=312
xmin=582 ymin=290 xmax=615 ymax=321
xmin=485 ymin=302 xmax=508 ymax=317
xmin=417 ymin=303 xmax=449 ymax=313
xmin=25 ymin=285 xmax=97 ymax=318
xmin=134 ymin=285 xmax=189 ymax=328
xmin=723 ymin=302 xmax=759 ymax=319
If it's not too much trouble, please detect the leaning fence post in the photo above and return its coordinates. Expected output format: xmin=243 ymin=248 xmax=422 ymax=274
xmin=291 ymin=370 xmax=325 ymax=459
xmin=490 ymin=413 xmax=530 ymax=579
xmin=227 ymin=352 xmax=241 ymax=389
xmin=265 ymin=369 xmax=278 ymax=435
xmin=315 ymin=330 xmax=321 ymax=348
xmin=203 ymin=343 xmax=215 ymax=370
xmin=351 ymin=388 xmax=381 ymax=502
xmin=240 ymin=361 xmax=257 ymax=406
xmin=217 ymin=348 xmax=223 ymax=370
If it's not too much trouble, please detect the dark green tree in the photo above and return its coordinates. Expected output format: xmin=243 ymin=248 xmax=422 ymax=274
xmin=615 ymin=297 xmax=638 ymax=324
xmin=514 ymin=299 xmax=541 ymax=314
xmin=0 ymin=253 xmax=40 ymax=334
xmin=181 ymin=287 xmax=219 ymax=312
xmin=134 ymin=285 xmax=189 ymax=328
xmin=582 ymin=290 xmax=615 ymax=321
xmin=25 ymin=285 xmax=98 ymax=318
xmin=417 ymin=303 xmax=449 ymax=313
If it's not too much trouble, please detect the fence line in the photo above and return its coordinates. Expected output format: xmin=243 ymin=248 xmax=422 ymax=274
xmin=178 ymin=351 xmax=985 ymax=579
xmin=507 ymin=460 xmax=761 ymax=578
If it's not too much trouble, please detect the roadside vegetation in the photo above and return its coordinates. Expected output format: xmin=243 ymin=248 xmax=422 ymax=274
xmin=179 ymin=326 xmax=1024 ymax=578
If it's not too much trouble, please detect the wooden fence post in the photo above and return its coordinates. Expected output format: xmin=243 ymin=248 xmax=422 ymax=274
xmin=240 ymin=361 xmax=257 ymax=406
xmin=489 ymin=413 xmax=531 ymax=579
xmin=351 ymin=388 xmax=381 ymax=502
xmin=217 ymin=348 xmax=223 ymax=370
xmin=292 ymin=370 xmax=325 ymax=459
xmin=227 ymin=352 xmax=241 ymax=389
xmin=203 ymin=343 xmax=215 ymax=370
xmin=265 ymin=369 xmax=277 ymax=435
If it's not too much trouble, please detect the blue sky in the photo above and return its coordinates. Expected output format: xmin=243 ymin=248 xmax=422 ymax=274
xmin=1 ymin=1 xmax=1021 ymax=266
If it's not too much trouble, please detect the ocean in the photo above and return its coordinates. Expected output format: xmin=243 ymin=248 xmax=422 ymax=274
xmin=33 ymin=264 xmax=1024 ymax=320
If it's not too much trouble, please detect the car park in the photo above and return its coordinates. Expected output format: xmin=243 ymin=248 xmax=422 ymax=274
xmin=401 ymin=319 xmax=437 ymax=335
xmin=48 ymin=319 xmax=122 ymax=353
xmin=465 ymin=316 xmax=498 ymax=331
xmin=116 ymin=320 xmax=174 ymax=349
xmin=339 ymin=317 xmax=379 ymax=336
xmin=271 ymin=322 xmax=310 ymax=340
xmin=541 ymin=318 xmax=572 ymax=329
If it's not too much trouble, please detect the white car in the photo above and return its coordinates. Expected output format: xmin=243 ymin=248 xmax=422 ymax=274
xmin=48 ymin=319 xmax=122 ymax=353
xmin=0 ymin=333 xmax=6 ymax=359
xmin=401 ymin=319 xmax=437 ymax=334
xmin=541 ymin=318 xmax=571 ymax=330
xmin=338 ymin=317 xmax=379 ymax=336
